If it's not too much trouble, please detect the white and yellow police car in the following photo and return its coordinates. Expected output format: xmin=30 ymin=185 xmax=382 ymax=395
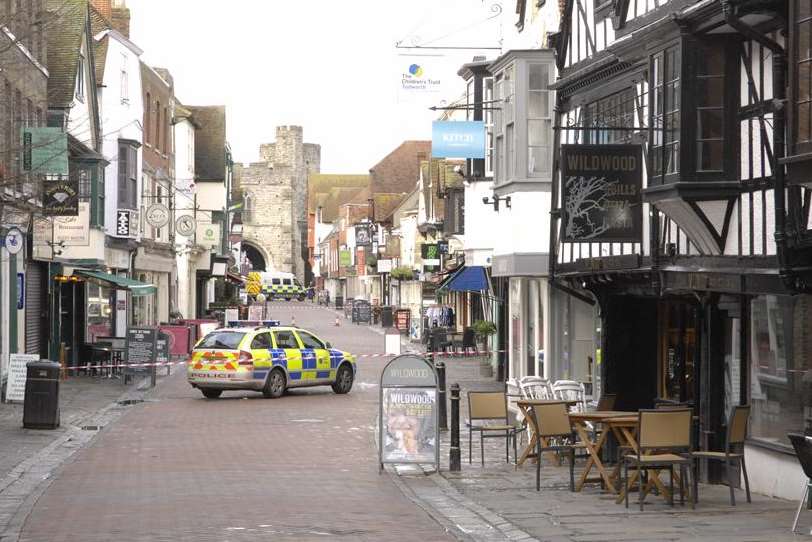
xmin=187 ymin=320 xmax=356 ymax=399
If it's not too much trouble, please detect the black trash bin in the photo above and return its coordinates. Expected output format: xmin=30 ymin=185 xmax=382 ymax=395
xmin=381 ymin=306 xmax=394 ymax=328
xmin=23 ymin=360 xmax=61 ymax=429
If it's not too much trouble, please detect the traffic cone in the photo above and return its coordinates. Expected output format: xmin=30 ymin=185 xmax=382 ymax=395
xmin=334 ymin=316 xmax=340 ymax=327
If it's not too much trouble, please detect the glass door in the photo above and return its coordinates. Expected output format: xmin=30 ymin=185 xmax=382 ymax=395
xmin=659 ymin=300 xmax=698 ymax=404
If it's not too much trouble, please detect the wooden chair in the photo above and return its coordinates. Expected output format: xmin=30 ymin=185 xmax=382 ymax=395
xmin=623 ymin=408 xmax=695 ymax=511
xmin=528 ymin=401 xmax=576 ymax=492
xmin=466 ymin=391 xmax=519 ymax=466
xmin=788 ymin=433 xmax=812 ymax=534
xmin=693 ymin=405 xmax=751 ymax=506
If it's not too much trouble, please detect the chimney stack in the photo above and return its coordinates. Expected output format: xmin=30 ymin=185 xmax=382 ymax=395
xmin=90 ymin=0 xmax=112 ymax=21
xmin=111 ymin=2 xmax=131 ymax=39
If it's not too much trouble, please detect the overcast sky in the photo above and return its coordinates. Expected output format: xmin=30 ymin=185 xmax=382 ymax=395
xmin=129 ymin=0 xmax=502 ymax=173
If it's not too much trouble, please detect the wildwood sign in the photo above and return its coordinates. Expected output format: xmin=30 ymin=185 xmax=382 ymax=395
xmin=560 ymin=144 xmax=642 ymax=242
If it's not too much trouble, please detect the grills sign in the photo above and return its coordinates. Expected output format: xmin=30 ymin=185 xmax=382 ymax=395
xmin=560 ymin=144 xmax=642 ymax=242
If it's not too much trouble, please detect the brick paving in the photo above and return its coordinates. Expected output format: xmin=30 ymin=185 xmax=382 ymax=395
xmin=14 ymin=302 xmax=455 ymax=542
xmin=392 ymin=359 xmax=807 ymax=542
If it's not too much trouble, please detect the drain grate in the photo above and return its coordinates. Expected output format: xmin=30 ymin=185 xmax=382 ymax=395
xmin=80 ymin=425 xmax=100 ymax=431
xmin=117 ymin=399 xmax=144 ymax=406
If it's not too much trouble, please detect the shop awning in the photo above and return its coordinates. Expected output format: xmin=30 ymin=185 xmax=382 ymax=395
xmin=441 ymin=266 xmax=488 ymax=293
xmin=74 ymin=270 xmax=157 ymax=296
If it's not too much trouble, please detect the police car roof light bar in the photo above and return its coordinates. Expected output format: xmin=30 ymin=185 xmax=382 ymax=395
xmin=226 ymin=320 xmax=281 ymax=328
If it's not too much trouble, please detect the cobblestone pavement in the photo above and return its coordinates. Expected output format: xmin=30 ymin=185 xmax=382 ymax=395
xmin=13 ymin=302 xmax=457 ymax=542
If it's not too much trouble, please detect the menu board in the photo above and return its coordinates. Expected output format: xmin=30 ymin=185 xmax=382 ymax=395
xmin=126 ymin=327 xmax=157 ymax=366
xmin=395 ymin=309 xmax=411 ymax=333
xmin=156 ymin=332 xmax=169 ymax=363
xmin=352 ymin=300 xmax=371 ymax=324
xmin=5 ymin=354 xmax=38 ymax=402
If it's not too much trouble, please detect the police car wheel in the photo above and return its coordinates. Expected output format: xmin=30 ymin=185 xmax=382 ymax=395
xmin=201 ymin=388 xmax=222 ymax=399
xmin=331 ymin=365 xmax=354 ymax=394
xmin=263 ymin=369 xmax=286 ymax=398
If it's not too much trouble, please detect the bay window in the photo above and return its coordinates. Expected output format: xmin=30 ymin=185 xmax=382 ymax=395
xmin=792 ymin=1 xmax=812 ymax=154
xmin=650 ymin=46 xmax=680 ymax=182
xmin=527 ymin=63 xmax=551 ymax=177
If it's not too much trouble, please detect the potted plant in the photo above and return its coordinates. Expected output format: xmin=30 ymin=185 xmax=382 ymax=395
xmin=471 ymin=320 xmax=497 ymax=352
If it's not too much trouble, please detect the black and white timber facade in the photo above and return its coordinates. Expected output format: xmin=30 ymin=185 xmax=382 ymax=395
xmin=548 ymin=0 xmax=811 ymax=496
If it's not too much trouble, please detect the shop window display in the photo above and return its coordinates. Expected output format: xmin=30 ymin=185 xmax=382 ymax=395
xmin=749 ymin=295 xmax=812 ymax=449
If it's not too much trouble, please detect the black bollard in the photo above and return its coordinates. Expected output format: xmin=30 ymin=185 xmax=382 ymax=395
xmin=435 ymin=361 xmax=447 ymax=431
xmin=450 ymin=383 xmax=461 ymax=472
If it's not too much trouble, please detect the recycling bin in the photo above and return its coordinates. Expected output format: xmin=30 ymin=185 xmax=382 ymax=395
xmin=23 ymin=360 xmax=61 ymax=429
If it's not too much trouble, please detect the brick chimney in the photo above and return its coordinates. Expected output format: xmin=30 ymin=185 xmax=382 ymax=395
xmin=90 ymin=0 xmax=112 ymax=21
xmin=111 ymin=2 xmax=131 ymax=39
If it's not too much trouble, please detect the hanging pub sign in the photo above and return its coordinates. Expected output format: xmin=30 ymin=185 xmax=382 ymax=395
xmin=355 ymin=224 xmax=372 ymax=246
xmin=560 ymin=144 xmax=642 ymax=242
xmin=21 ymin=127 xmax=68 ymax=176
xmin=421 ymin=243 xmax=440 ymax=273
xmin=431 ymin=121 xmax=486 ymax=159
xmin=379 ymin=354 xmax=439 ymax=472
xmin=43 ymin=179 xmax=79 ymax=216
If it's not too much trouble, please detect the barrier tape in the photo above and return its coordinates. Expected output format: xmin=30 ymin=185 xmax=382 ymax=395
xmin=57 ymin=349 xmax=506 ymax=372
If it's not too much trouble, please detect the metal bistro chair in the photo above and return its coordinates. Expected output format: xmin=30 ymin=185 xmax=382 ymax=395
xmin=623 ymin=408 xmax=695 ymax=511
xmin=466 ymin=391 xmax=520 ymax=466
xmin=519 ymin=376 xmax=553 ymax=400
xmin=788 ymin=433 xmax=812 ymax=535
xmin=692 ymin=405 xmax=751 ymax=506
xmin=552 ymin=380 xmax=588 ymax=413
xmin=528 ymin=401 xmax=576 ymax=492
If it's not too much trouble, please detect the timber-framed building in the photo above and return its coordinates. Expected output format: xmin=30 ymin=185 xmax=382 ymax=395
xmin=549 ymin=0 xmax=811 ymax=497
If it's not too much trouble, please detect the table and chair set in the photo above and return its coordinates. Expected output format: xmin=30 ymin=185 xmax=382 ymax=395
xmin=464 ymin=377 xmax=769 ymax=515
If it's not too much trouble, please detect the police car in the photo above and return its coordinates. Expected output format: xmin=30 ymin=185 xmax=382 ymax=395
xmin=187 ymin=320 xmax=356 ymax=399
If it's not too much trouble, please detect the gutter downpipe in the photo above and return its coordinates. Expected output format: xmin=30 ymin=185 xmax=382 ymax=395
xmin=722 ymin=0 xmax=793 ymax=290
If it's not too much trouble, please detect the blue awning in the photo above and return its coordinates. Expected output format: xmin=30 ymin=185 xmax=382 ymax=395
xmin=443 ymin=266 xmax=488 ymax=292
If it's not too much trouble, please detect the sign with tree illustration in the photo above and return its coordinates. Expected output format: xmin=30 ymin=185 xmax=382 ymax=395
xmin=560 ymin=145 xmax=642 ymax=242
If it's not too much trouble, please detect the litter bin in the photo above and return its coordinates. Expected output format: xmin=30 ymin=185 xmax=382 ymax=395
xmin=381 ymin=306 xmax=394 ymax=328
xmin=23 ymin=360 xmax=61 ymax=429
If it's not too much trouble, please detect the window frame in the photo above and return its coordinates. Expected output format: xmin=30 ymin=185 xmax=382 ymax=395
xmin=75 ymin=53 xmax=85 ymax=102
xmin=295 ymin=330 xmax=325 ymax=350
xmin=791 ymin=1 xmax=812 ymax=155
xmin=250 ymin=332 xmax=272 ymax=350
xmin=272 ymin=330 xmax=301 ymax=350
xmin=117 ymin=140 xmax=138 ymax=210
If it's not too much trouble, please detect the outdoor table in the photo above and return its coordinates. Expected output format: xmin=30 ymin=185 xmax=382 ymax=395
xmin=516 ymin=399 xmax=577 ymax=467
xmin=569 ymin=411 xmax=637 ymax=493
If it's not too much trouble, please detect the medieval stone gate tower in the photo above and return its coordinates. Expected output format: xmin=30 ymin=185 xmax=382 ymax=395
xmin=234 ymin=126 xmax=320 ymax=282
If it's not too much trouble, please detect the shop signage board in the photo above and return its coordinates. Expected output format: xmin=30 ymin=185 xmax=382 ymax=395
xmin=115 ymin=208 xmax=138 ymax=238
xmin=54 ymin=202 xmax=91 ymax=245
xmin=21 ymin=127 xmax=68 ymax=176
xmin=355 ymin=225 xmax=371 ymax=246
xmin=126 ymin=327 xmax=157 ymax=367
xmin=4 ymin=353 xmax=39 ymax=403
xmin=42 ymin=180 xmax=79 ymax=216
xmin=377 ymin=258 xmax=392 ymax=273
xmin=431 ymin=121 xmax=486 ymax=159
xmin=4 ymin=227 xmax=24 ymax=255
xmin=560 ymin=144 xmax=642 ymax=242
xmin=196 ymin=222 xmax=221 ymax=249
xmin=421 ymin=243 xmax=440 ymax=272
xmin=379 ymin=354 xmax=439 ymax=472
xmin=395 ymin=309 xmax=411 ymax=333
xmin=339 ymin=249 xmax=352 ymax=267
xmin=176 ymin=214 xmax=195 ymax=236
xmin=156 ymin=332 xmax=170 ymax=363
xmin=145 ymin=203 xmax=170 ymax=228
xmin=352 ymin=300 xmax=372 ymax=324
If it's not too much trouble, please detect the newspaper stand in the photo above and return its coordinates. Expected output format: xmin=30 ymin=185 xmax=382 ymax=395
xmin=378 ymin=354 xmax=440 ymax=473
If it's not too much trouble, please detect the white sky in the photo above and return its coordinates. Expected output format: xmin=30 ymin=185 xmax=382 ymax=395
xmin=129 ymin=0 xmax=502 ymax=173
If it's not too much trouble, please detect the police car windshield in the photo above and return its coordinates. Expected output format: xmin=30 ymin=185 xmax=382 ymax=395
xmin=197 ymin=331 xmax=245 ymax=350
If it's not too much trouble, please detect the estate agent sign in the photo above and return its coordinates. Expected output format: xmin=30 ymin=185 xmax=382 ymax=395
xmin=560 ymin=144 xmax=642 ymax=242
xmin=379 ymin=355 xmax=439 ymax=472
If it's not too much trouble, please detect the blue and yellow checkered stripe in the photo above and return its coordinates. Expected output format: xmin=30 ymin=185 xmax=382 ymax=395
xmin=252 ymin=348 xmax=349 ymax=381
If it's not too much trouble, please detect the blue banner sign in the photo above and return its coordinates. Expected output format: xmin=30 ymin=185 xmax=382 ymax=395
xmin=431 ymin=121 xmax=485 ymax=159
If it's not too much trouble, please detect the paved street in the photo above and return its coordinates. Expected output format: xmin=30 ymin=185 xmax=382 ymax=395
xmin=15 ymin=303 xmax=454 ymax=542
